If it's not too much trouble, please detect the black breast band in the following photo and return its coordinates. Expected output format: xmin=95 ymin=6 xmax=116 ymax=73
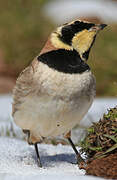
xmin=37 ymin=49 xmax=90 ymax=74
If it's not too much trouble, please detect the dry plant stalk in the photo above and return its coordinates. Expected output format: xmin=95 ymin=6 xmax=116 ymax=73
xmin=80 ymin=106 xmax=117 ymax=179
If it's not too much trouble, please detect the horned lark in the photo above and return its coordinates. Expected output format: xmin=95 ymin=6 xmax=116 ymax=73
xmin=12 ymin=19 xmax=107 ymax=167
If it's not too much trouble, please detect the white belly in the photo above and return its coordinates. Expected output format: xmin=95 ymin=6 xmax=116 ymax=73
xmin=14 ymin=64 xmax=96 ymax=140
xmin=14 ymin=94 xmax=93 ymax=138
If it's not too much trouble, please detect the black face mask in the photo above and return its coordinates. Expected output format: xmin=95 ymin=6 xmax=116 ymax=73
xmin=59 ymin=21 xmax=95 ymax=45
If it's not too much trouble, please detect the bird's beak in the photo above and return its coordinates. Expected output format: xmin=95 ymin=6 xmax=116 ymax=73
xmin=99 ymin=24 xmax=107 ymax=30
xmin=89 ymin=24 xmax=107 ymax=32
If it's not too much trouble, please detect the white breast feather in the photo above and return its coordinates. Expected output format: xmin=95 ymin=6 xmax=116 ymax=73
xmin=13 ymin=62 xmax=96 ymax=139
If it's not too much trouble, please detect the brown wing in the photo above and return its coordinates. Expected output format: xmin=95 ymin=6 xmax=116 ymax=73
xmin=12 ymin=37 xmax=57 ymax=117
xmin=12 ymin=59 xmax=38 ymax=116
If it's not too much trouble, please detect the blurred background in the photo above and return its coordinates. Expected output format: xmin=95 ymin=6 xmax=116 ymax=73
xmin=0 ymin=0 xmax=117 ymax=142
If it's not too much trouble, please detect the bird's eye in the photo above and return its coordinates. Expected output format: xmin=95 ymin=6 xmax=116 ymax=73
xmin=88 ymin=26 xmax=97 ymax=32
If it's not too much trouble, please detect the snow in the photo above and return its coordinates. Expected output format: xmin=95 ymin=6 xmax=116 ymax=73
xmin=0 ymin=137 xmax=103 ymax=180
xmin=44 ymin=0 xmax=117 ymax=24
xmin=0 ymin=94 xmax=12 ymax=120
xmin=0 ymin=95 xmax=116 ymax=179
xmin=0 ymin=174 xmax=103 ymax=180
xmin=81 ymin=98 xmax=117 ymax=127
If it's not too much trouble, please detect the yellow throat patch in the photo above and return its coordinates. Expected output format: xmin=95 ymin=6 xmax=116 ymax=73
xmin=72 ymin=30 xmax=96 ymax=58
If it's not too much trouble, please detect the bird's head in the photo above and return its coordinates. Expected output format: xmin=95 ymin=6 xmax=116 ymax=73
xmin=50 ymin=19 xmax=107 ymax=61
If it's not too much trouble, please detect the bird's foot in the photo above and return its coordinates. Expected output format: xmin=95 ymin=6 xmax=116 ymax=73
xmin=76 ymin=153 xmax=85 ymax=166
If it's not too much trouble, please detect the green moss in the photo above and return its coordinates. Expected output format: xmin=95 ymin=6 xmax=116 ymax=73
xmin=104 ymin=108 xmax=117 ymax=119
xmin=80 ymin=106 xmax=117 ymax=159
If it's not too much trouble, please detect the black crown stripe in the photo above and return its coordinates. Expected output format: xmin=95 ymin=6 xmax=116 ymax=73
xmin=60 ymin=21 xmax=95 ymax=45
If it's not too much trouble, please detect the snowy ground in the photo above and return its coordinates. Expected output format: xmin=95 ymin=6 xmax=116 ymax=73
xmin=0 ymin=137 xmax=103 ymax=180
xmin=0 ymin=95 xmax=117 ymax=179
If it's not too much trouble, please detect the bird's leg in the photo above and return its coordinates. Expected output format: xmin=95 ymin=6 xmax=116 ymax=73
xmin=64 ymin=131 xmax=71 ymax=139
xmin=23 ymin=129 xmax=30 ymax=135
xmin=23 ymin=129 xmax=34 ymax=145
xmin=67 ymin=137 xmax=84 ymax=165
xmin=64 ymin=131 xmax=84 ymax=164
xmin=23 ymin=129 xmax=31 ymax=143
xmin=23 ymin=129 xmax=42 ymax=167
xmin=34 ymin=143 xmax=42 ymax=167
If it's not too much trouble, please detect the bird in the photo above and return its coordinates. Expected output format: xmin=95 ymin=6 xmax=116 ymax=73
xmin=12 ymin=19 xmax=107 ymax=167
